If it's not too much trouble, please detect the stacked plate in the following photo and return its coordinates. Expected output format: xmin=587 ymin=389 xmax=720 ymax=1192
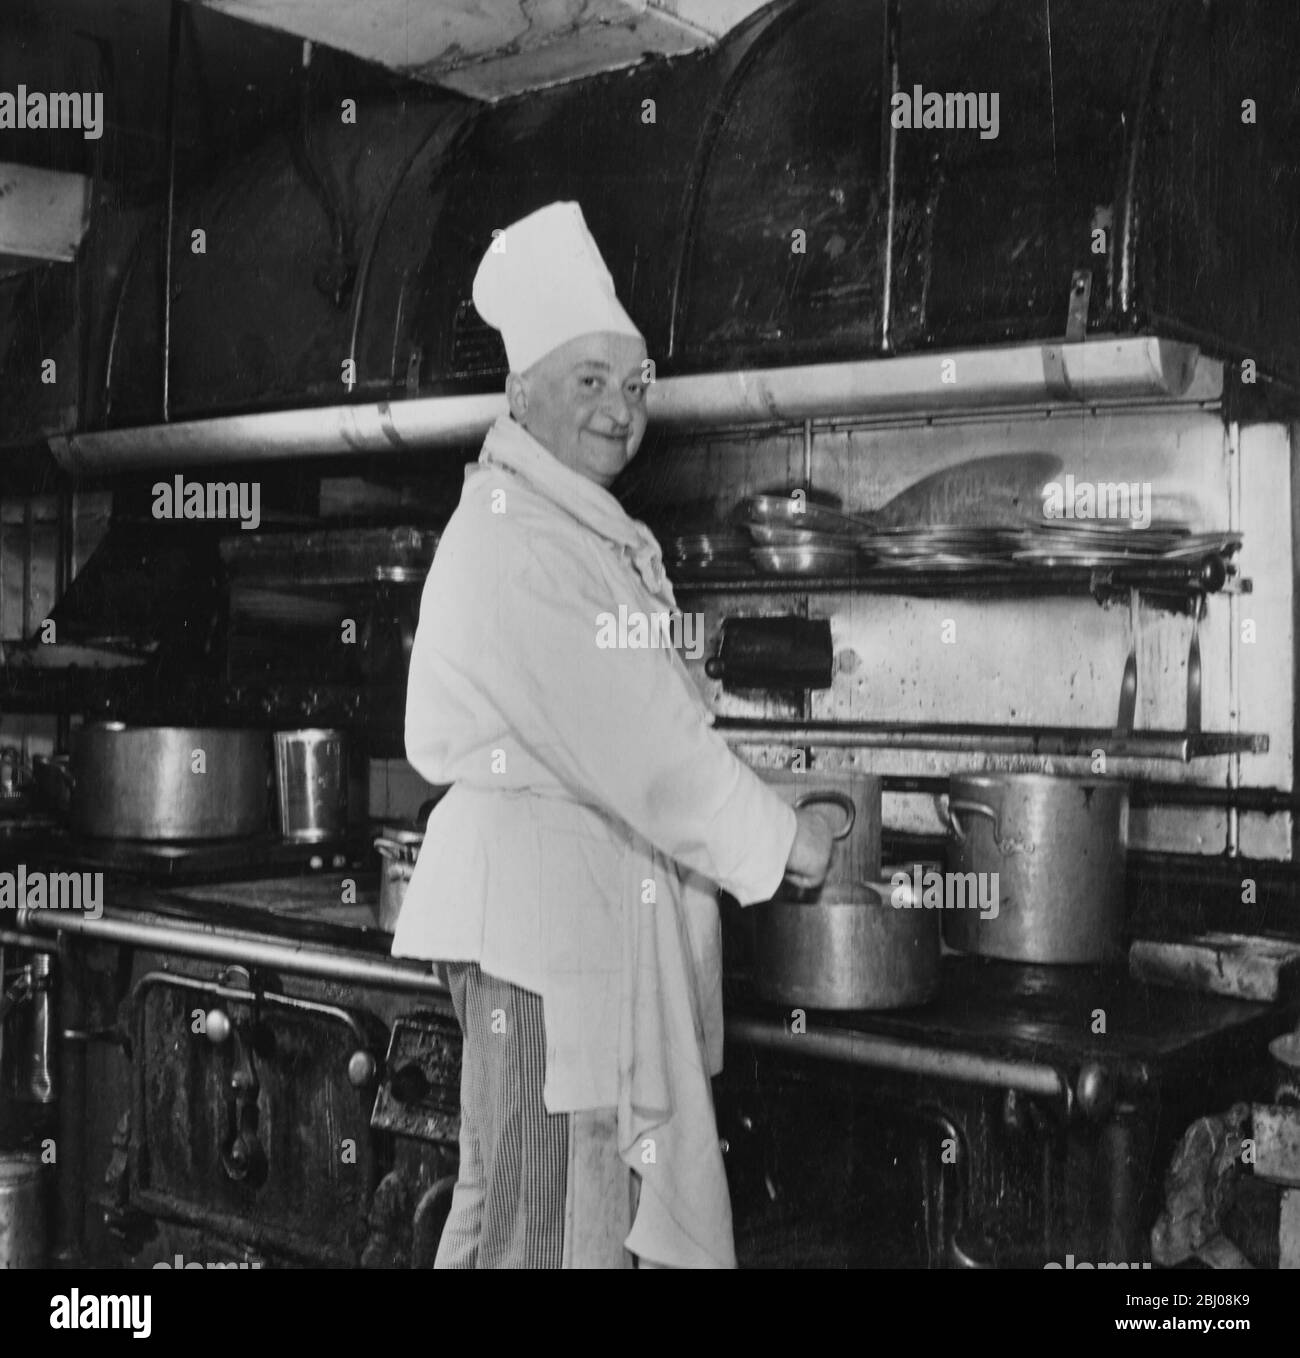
xmin=668 ymin=531 xmax=754 ymax=576
xmin=737 ymin=494 xmax=870 ymax=540
xmin=737 ymin=494 xmax=867 ymax=575
xmin=750 ymin=542 xmax=861 ymax=576
xmin=1011 ymin=520 xmax=1238 ymax=568
xmin=860 ymin=524 xmax=1029 ymax=572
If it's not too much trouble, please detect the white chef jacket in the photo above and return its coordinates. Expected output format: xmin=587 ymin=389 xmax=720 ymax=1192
xmin=392 ymin=414 xmax=796 ymax=1267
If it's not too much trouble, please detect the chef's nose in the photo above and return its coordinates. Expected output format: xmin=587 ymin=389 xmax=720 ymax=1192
xmin=600 ymin=383 xmax=632 ymax=430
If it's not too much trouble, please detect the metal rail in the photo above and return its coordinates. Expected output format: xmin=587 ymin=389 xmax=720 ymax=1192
xmin=14 ymin=906 xmax=448 ymax=995
xmin=716 ymin=719 xmax=1267 ymax=762
xmin=726 ymin=1015 xmax=1073 ymax=1112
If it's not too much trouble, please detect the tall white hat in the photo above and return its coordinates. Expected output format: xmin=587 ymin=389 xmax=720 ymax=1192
xmin=471 ymin=201 xmax=642 ymax=373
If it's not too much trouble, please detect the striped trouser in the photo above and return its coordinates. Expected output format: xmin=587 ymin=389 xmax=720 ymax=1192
xmin=434 ymin=963 xmax=635 ymax=1269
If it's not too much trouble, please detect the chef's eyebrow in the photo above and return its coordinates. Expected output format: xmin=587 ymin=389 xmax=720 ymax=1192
xmin=572 ymin=359 xmax=645 ymax=382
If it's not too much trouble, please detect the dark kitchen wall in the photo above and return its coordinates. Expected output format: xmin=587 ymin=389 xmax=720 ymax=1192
xmin=0 ymin=0 xmax=451 ymax=446
xmin=5 ymin=0 xmax=1300 ymax=445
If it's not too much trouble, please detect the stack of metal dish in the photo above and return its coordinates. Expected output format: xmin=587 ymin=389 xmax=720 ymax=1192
xmin=738 ymin=495 xmax=867 ymax=576
xmin=667 ymin=530 xmax=755 ymax=576
xmin=860 ymin=524 xmax=1029 ymax=572
xmin=1011 ymin=519 xmax=1236 ymax=568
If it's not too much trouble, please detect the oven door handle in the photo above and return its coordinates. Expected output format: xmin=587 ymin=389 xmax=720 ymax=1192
xmin=129 ymin=969 xmax=380 ymax=1076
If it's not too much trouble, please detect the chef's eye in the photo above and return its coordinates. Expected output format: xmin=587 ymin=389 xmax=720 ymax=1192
xmin=625 ymin=382 xmax=646 ymax=402
xmin=580 ymin=375 xmax=603 ymax=390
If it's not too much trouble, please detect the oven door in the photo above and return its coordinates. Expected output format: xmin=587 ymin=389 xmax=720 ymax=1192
xmin=128 ymin=966 xmax=387 ymax=1266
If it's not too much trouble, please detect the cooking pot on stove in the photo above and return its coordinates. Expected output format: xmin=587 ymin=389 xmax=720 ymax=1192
xmin=939 ymin=772 xmax=1129 ymax=964
xmin=68 ymin=723 xmax=271 ymax=840
xmin=755 ymin=770 xmax=883 ymax=894
xmin=753 ymin=871 xmax=940 ymax=1010
xmin=374 ymin=797 xmax=444 ymax=931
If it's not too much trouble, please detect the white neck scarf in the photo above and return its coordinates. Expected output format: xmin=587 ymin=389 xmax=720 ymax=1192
xmin=476 ymin=416 xmax=675 ymax=608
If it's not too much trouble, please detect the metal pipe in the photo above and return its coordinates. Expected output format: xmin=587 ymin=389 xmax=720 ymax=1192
xmin=1099 ymin=1104 xmax=1146 ymax=1263
xmin=160 ymin=0 xmax=182 ymax=422
xmin=27 ymin=951 xmax=54 ymax=1103
xmin=15 ymin=908 xmax=448 ymax=995
xmin=726 ymin=1015 xmax=1072 ymax=1110
xmin=881 ymin=0 xmax=899 ymax=352
xmin=54 ymin=943 xmax=86 ymax=1264
xmin=0 ymin=929 xmax=57 ymax=953
xmin=879 ymin=773 xmax=1295 ymax=814
xmin=48 ymin=338 xmax=1204 ymax=474
xmin=717 ymin=719 xmax=1266 ymax=761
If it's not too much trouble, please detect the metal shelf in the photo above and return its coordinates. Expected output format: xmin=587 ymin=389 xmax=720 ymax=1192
xmin=715 ymin=719 xmax=1267 ymax=762
xmin=674 ymin=557 xmax=1243 ymax=610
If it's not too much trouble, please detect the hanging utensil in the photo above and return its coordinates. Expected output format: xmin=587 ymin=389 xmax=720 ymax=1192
xmin=1186 ymin=607 xmax=1203 ymax=735
xmin=1116 ymin=593 xmax=1139 ymax=734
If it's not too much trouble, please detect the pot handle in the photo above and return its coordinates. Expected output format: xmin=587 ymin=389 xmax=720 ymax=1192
xmin=792 ymin=789 xmax=856 ymax=840
xmin=374 ymin=838 xmax=412 ymax=861
xmin=939 ymin=795 xmax=1002 ymax=846
xmin=940 ymin=795 xmax=1035 ymax=855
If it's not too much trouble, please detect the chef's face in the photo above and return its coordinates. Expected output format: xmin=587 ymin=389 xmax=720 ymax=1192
xmin=507 ymin=332 xmax=649 ymax=487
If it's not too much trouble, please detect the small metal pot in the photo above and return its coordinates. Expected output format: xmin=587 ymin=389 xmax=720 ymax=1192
xmin=0 ymin=1153 xmax=45 ymax=1269
xmin=375 ymin=827 xmax=422 ymax=933
xmin=753 ymin=878 xmax=940 ymax=1010
xmin=274 ymin=729 xmax=348 ymax=844
xmin=373 ymin=797 xmax=443 ymax=932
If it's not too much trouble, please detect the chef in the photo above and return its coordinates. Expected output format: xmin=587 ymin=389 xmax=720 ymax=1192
xmin=392 ymin=201 xmax=835 ymax=1269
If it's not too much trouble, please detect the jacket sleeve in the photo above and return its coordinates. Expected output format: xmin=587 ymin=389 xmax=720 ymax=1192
xmin=415 ymin=485 xmax=796 ymax=906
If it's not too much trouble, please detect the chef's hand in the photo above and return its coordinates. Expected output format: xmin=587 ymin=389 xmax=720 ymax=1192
xmin=783 ymin=805 xmax=836 ymax=892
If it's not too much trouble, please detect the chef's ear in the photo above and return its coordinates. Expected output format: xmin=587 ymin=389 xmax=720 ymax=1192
xmin=505 ymin=371 xmax=529 ymax=421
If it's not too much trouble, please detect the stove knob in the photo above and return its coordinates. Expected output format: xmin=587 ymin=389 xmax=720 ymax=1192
xmin=205 ymin=1009 xmax=232 ymax=1046
xmin=1076 ymin=1061 xmax=1116 ymax=1119
xmin=347 ymin=1049 xmax=377 ymax=1089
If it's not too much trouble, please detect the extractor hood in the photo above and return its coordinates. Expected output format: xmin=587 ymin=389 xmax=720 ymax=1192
xmin=189 ymin=0 xmax=777 ymax=101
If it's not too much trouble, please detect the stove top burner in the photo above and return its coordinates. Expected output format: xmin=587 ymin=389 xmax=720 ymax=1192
xmin=19 ymin=829 xmax=367 ymax=884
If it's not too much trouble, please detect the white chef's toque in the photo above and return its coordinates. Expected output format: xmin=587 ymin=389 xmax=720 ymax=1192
xmin=471 ymin=201 xmax=643 ymax=373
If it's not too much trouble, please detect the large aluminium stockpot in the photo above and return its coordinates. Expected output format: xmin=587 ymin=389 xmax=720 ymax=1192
xmin=69 ymin=723 xmax=270 ymax=840
xmin=941 ymin=772 xmax=1129 ymax=964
